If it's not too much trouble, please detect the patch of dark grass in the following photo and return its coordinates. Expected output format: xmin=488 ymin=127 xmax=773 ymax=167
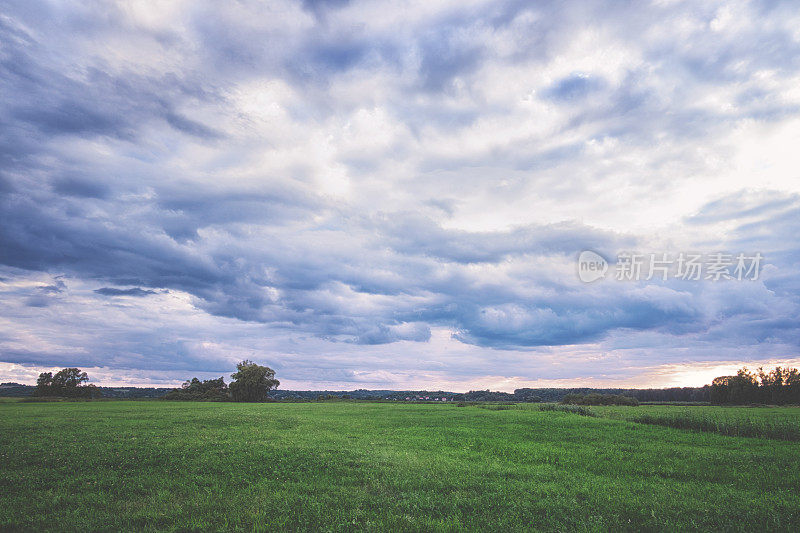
xmin=475 ymin=404 xmax=517 ymax=411
xmin=627 ymin=412 xmax=800 ymax=441
xmin=594 ymin=406 xmax=800 ymax=441
xmin=535 ymin=404 xmax=596 ymax=417
xmin=17 ymin=397 xmax=105 ymax=403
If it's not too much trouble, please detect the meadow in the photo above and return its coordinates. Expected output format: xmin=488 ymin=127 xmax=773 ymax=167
xmin=1 ymin=401 xmax=799 ymax=532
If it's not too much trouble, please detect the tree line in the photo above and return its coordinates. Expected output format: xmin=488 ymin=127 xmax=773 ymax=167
xmin=34 ymin=360 xmax=279 ymax=402
xmin=560 ymin=393 xmax=639 ymax=406
xmin=163 ymin=360 xmax=279 ymax=402
xmin=31 ymin=363 xmax=798 ymax=405
xmin=263 ymin=386 xmax=713 ymax=402
xmin=457 ymin=387 xmax=710 ymax=403
xmin=710 ymin=366 xmax=800 ymax=405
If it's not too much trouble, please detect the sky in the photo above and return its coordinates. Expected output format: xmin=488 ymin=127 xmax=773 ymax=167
xmin=1 ymin=0 xmax=800 ymax=391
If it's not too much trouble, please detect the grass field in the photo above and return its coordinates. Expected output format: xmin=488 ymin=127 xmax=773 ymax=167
xmin=1 ymin=401 xmax=799 ymax=532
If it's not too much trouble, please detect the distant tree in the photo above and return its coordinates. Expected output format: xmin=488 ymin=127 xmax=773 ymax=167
xmin=733 ymin=368 xmax=759 ymax=403
xmin=710 ymin=366 xmax=799 ymax=405
xmin=52 ymin=368 xmax=88 ymax=389
xmin=229 ymin=360 xmax=279 ymax=402
xmin=80 ymin=384 xmax=103 ymax=399
xmin=513 ymin=388 xmax=542 ymax=402
xmin=710 ymin=376 xmax=733 ymax=404
xmin=710 ymin=368 xmax=759 ymax=404
xmin=461 ymin=390 xmax=515 ymax=402
xmin=34 ymin=368 xmax=101 ymax=398
xmin=757 ymin=366 xmax=800 ymax=404
xmin=163 ymin=376 xmax=229 ymax=401
xmin=35 ymin=372 xmax=54 ymax=396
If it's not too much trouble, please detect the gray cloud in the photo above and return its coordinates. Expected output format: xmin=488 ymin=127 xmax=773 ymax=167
xmin=94 ymin=287 xmax=158 ymax=297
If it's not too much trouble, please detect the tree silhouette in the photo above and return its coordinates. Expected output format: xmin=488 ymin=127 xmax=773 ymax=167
xmin=710 ymin=366 xmax=799 ymax=405
xmin=229 ymin=360 xmax=279 ymax=402
xmin=34 ymin=368 xmax=100 ymax=398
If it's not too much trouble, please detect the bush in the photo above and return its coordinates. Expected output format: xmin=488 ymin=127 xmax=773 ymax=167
xmin=163 ymin=377 xmax=229 ymax=401
xmin=163 ymin=361 xmax=281 ymax=402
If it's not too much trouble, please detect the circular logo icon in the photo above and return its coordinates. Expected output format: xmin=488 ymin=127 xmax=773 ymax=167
xmin=577 ymin=250 xmax=608 ymax=282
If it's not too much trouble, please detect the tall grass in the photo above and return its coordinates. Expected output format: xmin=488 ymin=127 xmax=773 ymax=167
xmin=595 ymin=406 xmax=800 ymax=441
xmin=475 ymin=403 xmax=516 ymax=410
xmin=535 ymin=403 xmax=596 ymax=417
xmin=629 ymin=412 xmax=800 ymax=441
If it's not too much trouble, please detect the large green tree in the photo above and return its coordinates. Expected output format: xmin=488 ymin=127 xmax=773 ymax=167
xmin=229 ymin=360 xmax=279 ymax=402
xmin=34 ymin=368 xmax=100 ymax=398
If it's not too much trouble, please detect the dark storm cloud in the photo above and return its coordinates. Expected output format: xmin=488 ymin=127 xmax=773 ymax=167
xmin=94 ymin=287 xmax=158 ymax=297
xmin=545 ymin=74 xmax=607 ymax=102
xmin=52 ymin=176 xmax=111 ymax=199
xmin=374 ymin=214 xmax=632 ymax=264
xmin=302 ymin=0 xmax=351 ymax=12
xmin=164 ymin=113 xmax=222 ymax=140
xmin=0 ymin=9 xmax=221 ymax=159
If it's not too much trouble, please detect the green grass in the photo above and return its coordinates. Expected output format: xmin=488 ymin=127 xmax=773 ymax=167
xmin=592 ymin=405 xmax=800 ymax=441
xmin=0 ymin=397 xmax=23 ymax=403
xmin=1 ymin=401 xmax=799 ymax=532
xmin=533 ymin=403 xmax=596 ymax=417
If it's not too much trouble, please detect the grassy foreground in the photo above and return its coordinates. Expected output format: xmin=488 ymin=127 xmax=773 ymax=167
xmin=1 ymin=401 xmax=799 ymax=532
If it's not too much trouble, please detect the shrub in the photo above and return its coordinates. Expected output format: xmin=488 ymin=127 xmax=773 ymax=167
xmin=163 ymin=377 xmax=229 ymax=401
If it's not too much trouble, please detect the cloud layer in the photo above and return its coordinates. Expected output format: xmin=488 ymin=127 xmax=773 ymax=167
xmin=2 ymin=0 xmax=800 ymax=389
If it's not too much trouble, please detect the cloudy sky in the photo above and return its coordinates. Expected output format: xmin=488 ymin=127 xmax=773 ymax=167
xmin=2 ymin=0 xmax=800 ymax=390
